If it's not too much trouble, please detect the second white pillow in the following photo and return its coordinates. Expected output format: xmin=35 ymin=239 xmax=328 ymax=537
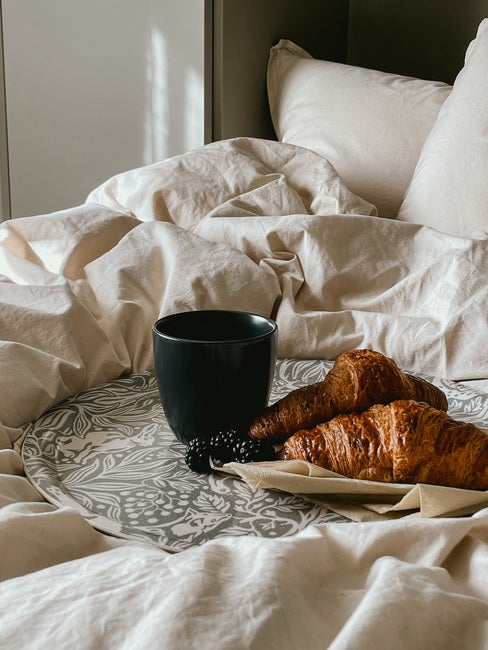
xmin=397 ymin=20 xmax=488 ymax=237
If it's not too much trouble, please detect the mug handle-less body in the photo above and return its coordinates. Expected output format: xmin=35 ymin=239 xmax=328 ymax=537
xmin=152 ymin=311 xmax=277 ymax=445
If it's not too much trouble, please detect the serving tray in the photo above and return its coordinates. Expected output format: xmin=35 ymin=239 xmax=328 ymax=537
xmin=22 ymin=359 xmax=488 ymax=551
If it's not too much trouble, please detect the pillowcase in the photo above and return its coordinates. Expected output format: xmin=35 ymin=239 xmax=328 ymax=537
xmin=397 ymin=19 xmax=488 ymax=237
xmin=267 ymin=39 xmax=451 ymax=218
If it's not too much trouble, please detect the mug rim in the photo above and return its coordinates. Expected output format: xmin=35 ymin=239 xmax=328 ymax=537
xmin=152 ymin=309 xmax=277 ymax=345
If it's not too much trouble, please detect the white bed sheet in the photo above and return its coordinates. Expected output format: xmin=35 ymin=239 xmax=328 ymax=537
xmin=1 ymin=137 xmax=488 ymax=648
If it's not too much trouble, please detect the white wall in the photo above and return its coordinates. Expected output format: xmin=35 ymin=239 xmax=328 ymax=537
xmin=2 ymin=0 xmax=205 ymax=219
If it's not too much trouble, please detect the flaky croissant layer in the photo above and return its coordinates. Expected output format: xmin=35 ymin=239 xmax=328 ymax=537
xmin=249 ymin=349 xmax=448 ymax=442
xmin=279 ymin=399 xmax=488 ymax=491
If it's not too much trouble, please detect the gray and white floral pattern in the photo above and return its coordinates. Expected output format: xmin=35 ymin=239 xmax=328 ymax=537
xmin=21 ymin=360 xmax=488 ymax=552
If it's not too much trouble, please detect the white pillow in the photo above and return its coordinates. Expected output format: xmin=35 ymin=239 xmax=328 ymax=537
xmin=267 ymin=40 xmax=451 ymax=218
xmin=397 ymin=19 xmax=488 ymax=237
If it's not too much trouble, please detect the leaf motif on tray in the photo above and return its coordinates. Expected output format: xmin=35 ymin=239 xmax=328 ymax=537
xmin=21 ymin=362 xmax=488 ymax=551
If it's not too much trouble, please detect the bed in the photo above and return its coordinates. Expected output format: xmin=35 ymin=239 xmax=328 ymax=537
xmin=2 ymin=1 xmax=488 ymax=647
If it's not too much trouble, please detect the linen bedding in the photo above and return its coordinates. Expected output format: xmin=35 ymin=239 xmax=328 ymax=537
xmin=1 ymin=134 xmax=488 ymax=649
xmin=3 ymin=21 xmax=488 ymax=646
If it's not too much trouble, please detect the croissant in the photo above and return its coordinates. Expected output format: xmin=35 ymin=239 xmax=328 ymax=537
xmin=249 ymin=349 xmax=448 ymax=442
xmin=279 ymin=399 xmax=488 ymax=490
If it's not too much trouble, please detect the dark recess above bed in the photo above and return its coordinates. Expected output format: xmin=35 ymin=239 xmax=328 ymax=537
xmin=209 ymin=0 xmax=488 ymax=142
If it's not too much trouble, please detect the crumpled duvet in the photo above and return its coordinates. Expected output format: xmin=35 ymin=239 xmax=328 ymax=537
xmin=1 ymin=137 xmax=488 ymax=649
xmin=2 ymin=513 xmax=488 ymax=650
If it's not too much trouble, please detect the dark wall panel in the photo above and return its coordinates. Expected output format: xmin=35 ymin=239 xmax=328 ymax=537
xmin=348 ymin=0 xmax=488 ymax=84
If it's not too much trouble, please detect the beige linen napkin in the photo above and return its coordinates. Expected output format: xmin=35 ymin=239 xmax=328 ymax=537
xmin=218 ymin=460 xmax=488 ymax=521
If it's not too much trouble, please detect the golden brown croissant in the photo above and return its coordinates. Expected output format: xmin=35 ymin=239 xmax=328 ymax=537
xmin=279 ymin=399 xmax=488 ymax=490
xmin=249 ymin=349 xmax=448 ymax=442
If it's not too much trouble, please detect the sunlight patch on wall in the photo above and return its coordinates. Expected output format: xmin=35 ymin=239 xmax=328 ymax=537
xmin=144 ymin=25 xmax=169 ymax=165
xmin=183 ymin=64 xmax=204 ymax=153
xmin=144 ymin=21 xmax=204 ymax=165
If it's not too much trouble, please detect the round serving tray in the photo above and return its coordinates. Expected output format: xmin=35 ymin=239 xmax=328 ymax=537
xmin=21 ymin=359 xmax=488 ymax=552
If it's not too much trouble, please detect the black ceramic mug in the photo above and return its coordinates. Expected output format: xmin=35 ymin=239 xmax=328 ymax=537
xmin=152 ymin=310 xmax=277 ymax=445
